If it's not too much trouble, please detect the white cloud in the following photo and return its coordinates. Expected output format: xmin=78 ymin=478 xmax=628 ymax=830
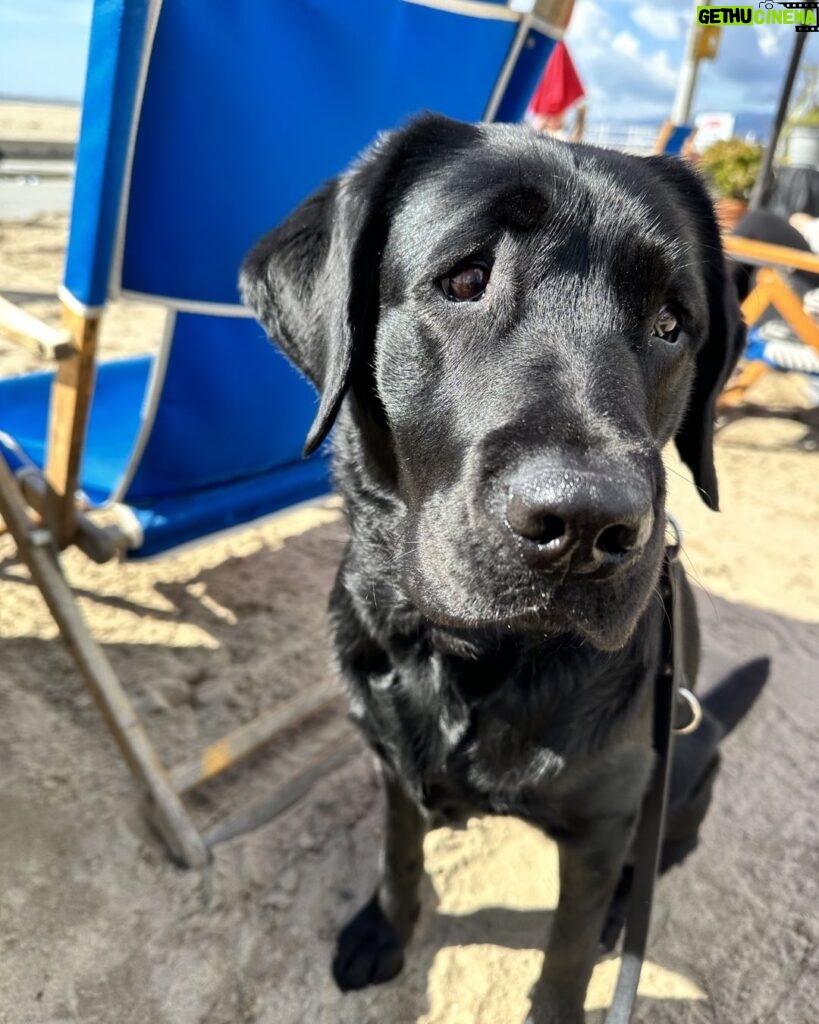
xmin=645 ymin=49 xmax=678 ymax=91
xmin=566 ymin=2 xmax=680 ymax=120
xmin=631 ymin=3 xmax=684 ymax=41
xmin=754 ymin=23 xmax=785 ymax=59
xmin=612 ymin=31 xmax=640 ymax=59
xmin=558 ymin=0 xmax=819 ymax=123
xmin=568 ymin=0 xmax=613 ymax=43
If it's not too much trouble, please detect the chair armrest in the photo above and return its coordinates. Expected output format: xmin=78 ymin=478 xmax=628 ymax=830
xmin=724 ymin=235 xmax=819 ymax=276
xmin=0 ymin=296 xmax=75 ymax=360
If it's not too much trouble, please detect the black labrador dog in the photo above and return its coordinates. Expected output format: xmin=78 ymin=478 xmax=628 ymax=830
xmin=242 ymin=115 xmax=745 ymax=1024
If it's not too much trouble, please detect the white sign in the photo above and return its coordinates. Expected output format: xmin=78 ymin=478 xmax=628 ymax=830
xmin=694 ymin=112 xmax=736 ymax=153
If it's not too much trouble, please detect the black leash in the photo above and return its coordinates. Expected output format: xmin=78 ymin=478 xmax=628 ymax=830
xmin=604 ymin=525 xmax=687 ymax=1024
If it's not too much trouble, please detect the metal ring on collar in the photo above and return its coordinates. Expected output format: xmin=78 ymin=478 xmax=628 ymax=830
xmin=674 ymin=687 xmax=703 ymax=735
xmin=665 ymin=512 xmax=683 ymax=562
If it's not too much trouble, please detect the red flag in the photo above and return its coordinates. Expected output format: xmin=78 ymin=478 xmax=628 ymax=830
xmin=528 ymin=41 xmax=585 ymax=119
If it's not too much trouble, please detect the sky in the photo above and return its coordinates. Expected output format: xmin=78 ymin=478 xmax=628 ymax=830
xmin=0 ymin=1 xmax=92 ymax=102
xmin=564 ymin=0 xmax=815 ymax=125
xmin=0 ymin=0 xmax=814 ymax=127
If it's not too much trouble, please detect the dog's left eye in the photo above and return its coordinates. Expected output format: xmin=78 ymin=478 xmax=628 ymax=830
xmin=651 ymin=306 xmax=680 ymax=343
xmin=440 ymin=262 xmax=490 ymax=302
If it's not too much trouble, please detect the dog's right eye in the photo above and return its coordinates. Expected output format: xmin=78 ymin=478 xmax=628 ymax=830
xmin=650 ymin=306 xmax=681 ymax=344
xmin=440 ymin=262 xmax=490 ymax=302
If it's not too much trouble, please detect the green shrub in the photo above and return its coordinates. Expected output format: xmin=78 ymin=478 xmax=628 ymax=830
xmin=699 ymin=138 xmax=763 ymax=201
xmin=789 ymin=107 xmax=819 ymax=128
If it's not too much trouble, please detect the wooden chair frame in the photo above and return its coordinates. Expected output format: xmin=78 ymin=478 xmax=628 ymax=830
xmin=720 ymin=236 xmax=819 ymax=430
xmin=0 ymin=300 xmax=357 ymax=867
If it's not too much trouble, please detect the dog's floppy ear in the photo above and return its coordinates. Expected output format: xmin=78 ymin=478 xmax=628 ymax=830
xmin=675 ymin=240 xmax=745 ymax=510
xmin=241 ymin=113 xmax=477 ymax=456
xmin=240 ymin=165 xmax=384 ymax=456
xmin=644 ymin=155 xmax=746 ymax=510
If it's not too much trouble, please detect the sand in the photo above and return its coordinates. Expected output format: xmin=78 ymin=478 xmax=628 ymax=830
xmin=1 ymin=111 xmax=818 ymax=1024
xmin=0 ymin=101 xmax=80 ymax=143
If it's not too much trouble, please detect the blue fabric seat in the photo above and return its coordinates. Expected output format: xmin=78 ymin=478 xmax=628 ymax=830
xmin=1 ymin=357 xmax=151 ymax=504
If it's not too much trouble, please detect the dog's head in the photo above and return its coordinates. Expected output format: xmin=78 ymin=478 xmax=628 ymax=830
xmin=242 ymin=115 xmax=744 ymax=650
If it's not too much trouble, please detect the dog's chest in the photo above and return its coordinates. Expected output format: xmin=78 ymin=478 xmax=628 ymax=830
xmin=420 ymin=708 xmax=569 ymax=824
xmin=349 ymin=643 xmax=639 ymax=826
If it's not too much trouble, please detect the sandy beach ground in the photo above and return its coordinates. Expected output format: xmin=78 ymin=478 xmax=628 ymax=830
xmin=1 ymin=101 xmax=817 ymax=1024
xmin=0 ymin=101 xmax=79 ymax=142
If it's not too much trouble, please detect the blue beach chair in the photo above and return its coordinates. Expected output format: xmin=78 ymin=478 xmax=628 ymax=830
xmin=654 ymin=121 xmax=695 ymax=156
xmin=0 ymin=0 xmax=566 ymax=866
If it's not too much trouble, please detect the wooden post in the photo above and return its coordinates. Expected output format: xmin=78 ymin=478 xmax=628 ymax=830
xmin=44 ymin=303 xmax=100 ymax=548
xmin=724 ymin=235 xmax=819 ymax=277
xmin=741 ymin=275 xmax=774 ymax=327
xmin=719 ymin=362 xmax=769 ymax=409
xmin=532 ymin=0 xmax=576 ymax=29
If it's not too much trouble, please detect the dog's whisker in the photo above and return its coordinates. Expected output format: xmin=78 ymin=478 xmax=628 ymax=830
xmin=677 ymin=545 xmax=720 ymax=623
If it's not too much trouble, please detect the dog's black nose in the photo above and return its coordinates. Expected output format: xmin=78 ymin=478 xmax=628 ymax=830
xmin=505 ymin=460 xmax=654 ymax=573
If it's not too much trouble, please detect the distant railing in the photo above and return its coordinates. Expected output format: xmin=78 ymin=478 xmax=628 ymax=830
xmin=0 ymin=139 xmax=76 ymax=161
xmin=580 ymin=125 xmax=659 ymax=155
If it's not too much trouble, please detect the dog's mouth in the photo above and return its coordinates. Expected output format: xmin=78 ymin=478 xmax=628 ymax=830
xmin=500 ymin=570 xmax=660 ymax=650
xmin=415 ymin=584 xmax=650 ymax=652
xmin=403 ymin=515 xmax=665 ymax=652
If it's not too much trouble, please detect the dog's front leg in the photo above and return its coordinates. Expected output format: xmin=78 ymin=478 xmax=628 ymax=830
xmin=527 ymin=829 xmax=632 ymax=1024
xmin=332 ymin=767 xmax=426 ymax=991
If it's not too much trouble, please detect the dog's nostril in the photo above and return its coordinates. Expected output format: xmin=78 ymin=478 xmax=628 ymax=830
xmin=506 ymin=494 xmax=568 ymax=546
xmin=595 ymin=523 xmax=639 ymax=557
xmin=532 ymin=513 xmax=566 ymax=547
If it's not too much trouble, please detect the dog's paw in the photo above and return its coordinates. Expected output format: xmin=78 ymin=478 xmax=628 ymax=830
xmin=332 ymin=896 xmax=406 ymax=992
